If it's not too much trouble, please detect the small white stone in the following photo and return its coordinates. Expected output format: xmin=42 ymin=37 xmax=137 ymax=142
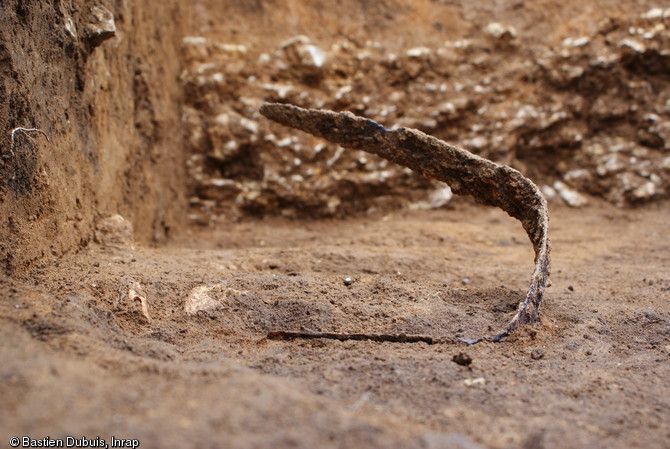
xmin=641 ymin=8 xmax=664 ymax=19
xmin=563 ymin=169 xmax=590 ymax=182
xmin=463 ymin=377 xmax=486 ymax=386
xmin=632 ymin=181 xmax=657 ymax=199
xmin=429 ymin=184 xmax=453 ymax=208
xmin=562 ymin=36 xmax=590 ymax=47
xmin=442 ymin=102 xmax=456 ymax=114
xmin=620 ymin=38 xmax=646 ymax=53
xmin=469 ymin=136 xmax=488 ymax=149
xmin=184 ymin=284 xmax=230 ymax=315
xmin=280 ymin=35 xmax=326 ymax=67
xmin=262 ymin=83 xmax=294 ymax=99
xmin=210 ymin=178 xmax=236 ymax=187
xmin=65 ymin=16 xmax=77 ymax=39
xmin=554 ymin=181 xmax=588 ymax=207
xmin=276 ymin=137 xmax=293 ymax=147
xmin=304 ymin=44 xmax=325 ymax=67
xmin=484 ymin=22 xmax=516 ymax=39
xmin=239 ymin=117 xmax=258 ymax=134
xmin=407 ymin=47 xmax=432 ymax=58
xmin=183 ymin=36 xmax=208 ymax=46
xmin=541 ymin=185 xmax=557 ymax=201
xmin=596 ymin=154 xmax=625 ymax=177
xmin=561 ymin=64 xmax=584 ymax=79
xmin=335 ymin=85 xmax=352 ymax=100
xmin=214 ymin=113 xmax=229 ymax=125
xmin=218 ymin=43 xmax=247 ymax=54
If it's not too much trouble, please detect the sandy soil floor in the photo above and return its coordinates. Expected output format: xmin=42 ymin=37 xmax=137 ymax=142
xmin=1 ymin=201 xmax=668 ymax=449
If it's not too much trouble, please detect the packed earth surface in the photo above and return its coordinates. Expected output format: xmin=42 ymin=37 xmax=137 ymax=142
xmin=1 ymin=1 xmax=669 ymax=449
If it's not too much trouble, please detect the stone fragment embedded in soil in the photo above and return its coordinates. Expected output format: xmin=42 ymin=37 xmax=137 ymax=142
xmin=184 ymin=284 xmax=244 ymax=315
xmin=452 ymin=352 xmax=473 ymax=366
xmin=94 ymin=215 xmax=135 ymax=250
xmin=182 ymin=36 xmax=211 ymax=61
xmin=281 ymin=35 xmax=326 ymax=69
xmin=540 ymin=185 xmax=557 ymax=202
xmin=260 ymin=103 xmax=551 ymax=343
xmin=484 ymin=22 xmax=517 ymax=40
xmin=463 ymin=378 xmax=486 ymax=387
xmin=553 ymin=181 xmax=588 ymax=208
xmin=409 ymin=183 xmax=453 ymax=210
xmin=116 ymin=280 xmax=151 ymax=322
xmin=531 ymin=349 xmax=545 ymax=360
xmin=85 ymin=6 xmax=116 ymax=48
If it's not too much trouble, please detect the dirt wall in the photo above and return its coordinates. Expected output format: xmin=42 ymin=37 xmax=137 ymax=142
xmin=184 ymin=0 xmax=668 ymax=223
xmin=0 ymin=0 xmax=191 ymax=275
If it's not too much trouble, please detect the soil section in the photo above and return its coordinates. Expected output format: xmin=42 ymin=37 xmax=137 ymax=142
xmin=0 ymin=0 xmax=190 ymax=274
xmin=183 ymin=0 xmax=669 ymax=224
